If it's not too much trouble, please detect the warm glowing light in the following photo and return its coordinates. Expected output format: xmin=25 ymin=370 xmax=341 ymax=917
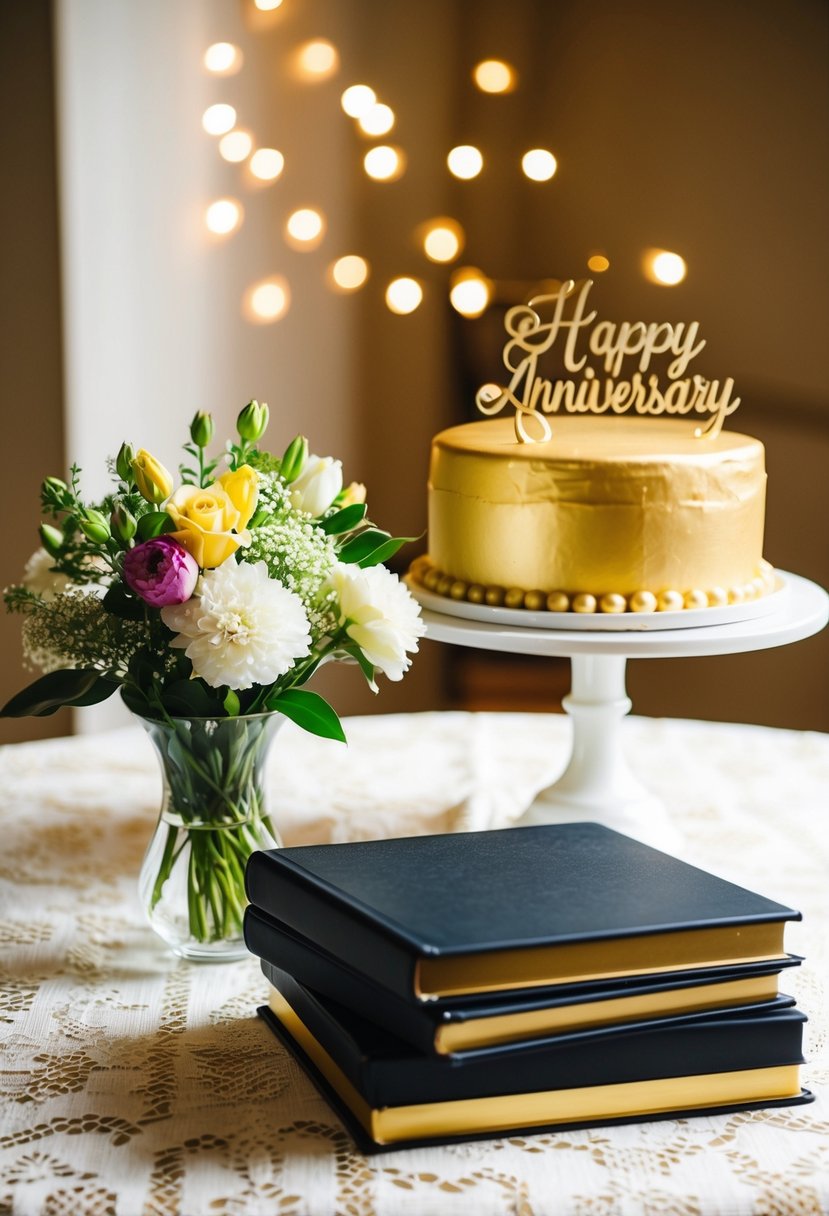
xmin=341 ymin=84 xmax=376 ymax=118
xmin=473 ymin=59 xmax=516 ymax=93
xmin=385 ymin=277 xmax=423 ymax=315
xmin=202 ymin=104 xmax=237 ymax=136
xmin=245 ymin=276 xmax=290 ymax=322
xmin=587 ymin=254 xmax=610 ymax=273
xmin=646 ymin=249 xmax=687 ymax=285
xmin=285 ymin=207 xmax=325 ymax=248
xmin=421 ymin=218 xmax=464 ymax=263
xmin=363 ymin=145 xmax=405 ymax=181
xmin=249 ymin=147 xmax=284 ymax=181
xmin=449 ymin=269 xmax=491 ymax=317
xmin=205 ymin=198 xmax=242 ymax=235
xmin=204 ymin=43 xmax=242 ymax=75
xmin=329 ymin=255 xmax=369 ymax=292
xmin=521 ymin=148 xmax=557 ymax=181
xmin=447 ymin=145 xmax=483 ymax=179
xmin=219 ymin=130 xmax=253 ymax=163
xmin=254 ymin=0 xmax=283 ymax=10
xmin=297 ymin=39 xmax=339 ymax=80
xmin=358 ymin=103 xmax=395 ymax=137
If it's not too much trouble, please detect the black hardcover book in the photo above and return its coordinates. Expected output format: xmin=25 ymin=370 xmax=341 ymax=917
xmin=258 ymin=966 xmax=812 ymax=1152
xmin=245 ymin=822 xmax=800 ymax=1001
xmin=246 ymin=906 xmax=802 ymax=1056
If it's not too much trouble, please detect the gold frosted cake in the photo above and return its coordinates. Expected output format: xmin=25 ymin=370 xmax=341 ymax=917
xmin=413 ymin=279 xmax=776 ymax=614
xmin=415 ymin=415 xmax=773 ymax=615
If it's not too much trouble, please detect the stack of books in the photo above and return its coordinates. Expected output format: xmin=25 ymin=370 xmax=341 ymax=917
xmin=244 ymin=822 xmax=812 ymax=1152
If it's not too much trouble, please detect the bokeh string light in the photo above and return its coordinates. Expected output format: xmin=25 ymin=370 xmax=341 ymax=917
xmin=473 ymin=59 xmax=516 ymax=94
xmin=204 ymin=43 xmax=243 ymax=75
xmin=447 ymin=145 xmax=484 ymax=180
xmin=329 ymin=255 xmax=370 ymax=292
xmin=645 ymin=249 xmax=687 ymax=285
xmin=219 ymin=130 xmax=253 ymax=163
xmin=249 ymin=148 xmax=284 ymax=181
xmin=385 ymin=277 xmax=423 ymax=314
xmin=198 ymin=18 xmax=677 ymax=323
xmin=285 ymin=207 xmax=326 ymax=250
xmin=363 ymin=145 xmax=406 ymax=181
xmin=205 ymin=198 xmax=243 ymax=236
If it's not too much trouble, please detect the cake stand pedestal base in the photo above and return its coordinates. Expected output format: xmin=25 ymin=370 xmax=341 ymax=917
xmin=516 ymin=654 xmax=681 ymax=852
xmin=417 ymin=572 xmax=828 ymax=856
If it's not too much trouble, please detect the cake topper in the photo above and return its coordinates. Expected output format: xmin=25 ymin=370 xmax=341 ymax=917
xmin=475 ymin=279 xmax=740 ymax=443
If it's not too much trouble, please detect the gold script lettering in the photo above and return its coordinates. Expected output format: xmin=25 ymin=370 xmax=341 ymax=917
xmin=477 ymin=280 xmax=739 ymax=443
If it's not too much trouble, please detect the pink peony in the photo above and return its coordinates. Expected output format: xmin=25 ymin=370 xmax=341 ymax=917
xmin=123 ymin=536 xmax=199 ymax=607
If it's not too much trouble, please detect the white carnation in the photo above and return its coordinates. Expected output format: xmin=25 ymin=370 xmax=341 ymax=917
xmin=160 ymin=560 xmax=311 ymax=690
xmin=328 ymin=562 xmax=425 ymax=681
xmin=22 ymin=548 xmax=70 ymax=602
xmin=290 ymin=454 xmax=343 ymax=517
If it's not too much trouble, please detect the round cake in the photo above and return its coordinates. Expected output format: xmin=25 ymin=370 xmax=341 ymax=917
xmin=415 ymin=416 xmax=773 ymax=614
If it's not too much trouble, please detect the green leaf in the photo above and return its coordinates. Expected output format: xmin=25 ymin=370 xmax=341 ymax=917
xmin=265 ymin=688 xmax=346 ymax=742
xmin=290 ymin=655 xmax=325 ymax=688
xmin=120 ymin=685 xmax=152 ymax=717
xmin=320 ymin=503 xmax=367 ymax=535
xmin=71 ymin=676 xmax=121 ymax=708
xmin=342 ymin=643 xmax=378 ymax=693
xmin=356 ymin=535 xmax=417 ymax=568
xmin=160 ymin=679 xmax=221 ymax=718
xmin=1 ymin=669 xmax=118 ymax=718
xmin=337 ymin=529 xmax=391 ymax=564
xmin=103 ymin=584 xmax=145 ymax=621
xmin=223 ymin=688 xmax=241 ymax=717
xmin=136 ymin=511 xmax=176 ymax=541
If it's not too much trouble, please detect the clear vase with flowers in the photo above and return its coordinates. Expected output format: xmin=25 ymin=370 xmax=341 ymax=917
xmin=2 ymin=402 xmax=425 ymax=960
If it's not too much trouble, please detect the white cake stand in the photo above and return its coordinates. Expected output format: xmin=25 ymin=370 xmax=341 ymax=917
xmin=417 ymin=572 xmax=829 ymax=851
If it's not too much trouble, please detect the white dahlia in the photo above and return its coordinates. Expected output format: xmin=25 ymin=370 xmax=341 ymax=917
xmin=160 ymin=559 xmax=311 ymax=690
xmin=328 ymin=561 xmax=425 ymax=682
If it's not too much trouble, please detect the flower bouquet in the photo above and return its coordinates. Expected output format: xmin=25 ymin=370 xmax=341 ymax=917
xmin=3 ymin=402 xmax=425 ymax=959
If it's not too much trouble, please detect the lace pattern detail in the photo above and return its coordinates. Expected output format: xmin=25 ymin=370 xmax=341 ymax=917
xmin=1 ymin=714 xmax=827 ymax=1213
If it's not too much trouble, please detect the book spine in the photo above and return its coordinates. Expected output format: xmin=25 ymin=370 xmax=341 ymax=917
xmin=245 ymin=851 xmax=419 ymax=1001
xmin=246 ymin=909 xmax=440 ymax=1055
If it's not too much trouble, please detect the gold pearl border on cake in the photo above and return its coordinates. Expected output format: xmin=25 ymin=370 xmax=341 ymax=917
xmin=409 ymin=556 xmax=777 ymax=614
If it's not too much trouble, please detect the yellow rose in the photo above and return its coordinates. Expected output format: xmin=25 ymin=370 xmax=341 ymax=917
xmin=166 ymin=476 xmax=254 ymax=569
xmin=131 ymin=449 xmax=174 ymax=505
xmin=218 ymin=465 xmax=258 ymax=531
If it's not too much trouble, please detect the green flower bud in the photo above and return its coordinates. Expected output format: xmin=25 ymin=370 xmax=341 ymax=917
xmin=42 ymin=475 xmax=67 ymax=496
xmin=115 ymin=442 xmax=136 ymax=482
xmin=80 ymin=508 xmax=111 ymax=544
xmin=110 ymin=504 xmax=137 ymax=544
xmin=189 ymin=411 xmax=214 ymax=448
xmin=237 ymin=399 xmax=269 ymax=443
xmin=280 ymin=434 xmax=308 ymax=484
xmin=39 ymin=523 xmax=64 ymax=557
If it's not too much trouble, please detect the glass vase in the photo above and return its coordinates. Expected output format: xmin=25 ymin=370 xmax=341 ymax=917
xmin=137 ymin=712 xmax=282 ymax=962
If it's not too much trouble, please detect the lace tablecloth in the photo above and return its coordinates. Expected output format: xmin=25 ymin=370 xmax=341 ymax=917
xmin=1 ymin=712 xmax=828 ymax=1216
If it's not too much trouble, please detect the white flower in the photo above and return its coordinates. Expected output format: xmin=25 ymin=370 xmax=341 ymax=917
xmin=328 ymin=562 xmax=425 ymax=682
xmin=22 ymin=548 xmax=70 ymax=602
xmin=160 ymin=560 xmax=311 ymax=690
xmin=290 ymin=453 xmax=343 ymax=517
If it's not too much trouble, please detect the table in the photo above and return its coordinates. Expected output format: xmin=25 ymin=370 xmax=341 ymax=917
xmin=1 ymin=713 xmax=828 ymax=1215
